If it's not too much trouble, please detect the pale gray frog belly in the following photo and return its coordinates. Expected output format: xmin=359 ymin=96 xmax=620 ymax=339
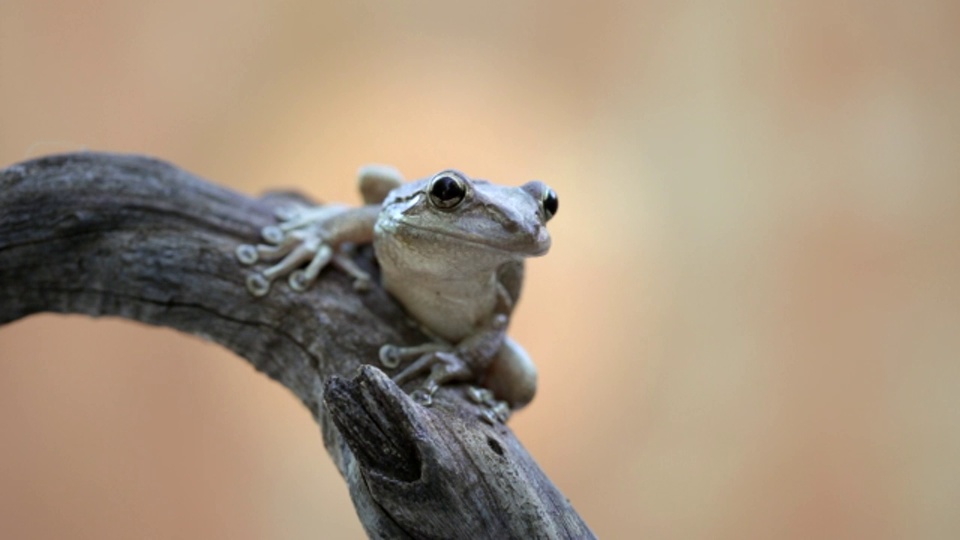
xmin=381 ymin=272 xmax=499 ymax=343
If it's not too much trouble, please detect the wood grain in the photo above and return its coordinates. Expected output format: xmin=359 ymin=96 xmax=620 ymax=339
xmin=0 ymin=153 xmax=594 ymax=539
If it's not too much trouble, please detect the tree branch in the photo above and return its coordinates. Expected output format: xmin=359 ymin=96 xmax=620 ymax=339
xmin=0 ymin=152 xmax=594 ymax=539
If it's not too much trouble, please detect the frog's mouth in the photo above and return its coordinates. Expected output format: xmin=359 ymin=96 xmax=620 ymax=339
xmin=376 ymin=217 xmax=551 ymax=257
xmin=448 ymin=230 xmax=551 ymax=257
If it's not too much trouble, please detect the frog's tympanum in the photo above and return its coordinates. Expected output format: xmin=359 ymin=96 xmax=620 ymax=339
xmin=236 ymin=166 xmax=557 ymax=421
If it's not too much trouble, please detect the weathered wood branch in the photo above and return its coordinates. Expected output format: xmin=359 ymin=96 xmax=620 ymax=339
xmin=0 ymin=153 xmax=594 ymax=539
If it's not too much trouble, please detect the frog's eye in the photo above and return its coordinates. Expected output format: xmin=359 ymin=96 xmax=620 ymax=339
xmin=542 ymin=188 xmax=558 ymax=221
xmin=428 ymin=174 xmax=466 ymax=209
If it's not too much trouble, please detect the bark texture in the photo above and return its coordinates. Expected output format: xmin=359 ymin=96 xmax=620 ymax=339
xmin=0 ymin=153 xmax=594 ymax=539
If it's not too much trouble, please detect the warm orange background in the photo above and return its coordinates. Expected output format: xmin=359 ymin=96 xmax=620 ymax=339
xmin=1 ymin=2 xmax=958 ymax=538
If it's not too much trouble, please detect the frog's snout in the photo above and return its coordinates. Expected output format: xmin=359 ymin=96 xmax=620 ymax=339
xmin=494 ymin=201 xmax=551 ymax=255
xmin=512 ymin=180 xmax=554 ymax=256
xmin=532 ymin=224 xmax=552 ymax=256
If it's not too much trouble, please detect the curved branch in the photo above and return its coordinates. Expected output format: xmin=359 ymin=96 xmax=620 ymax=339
xmin=0 ymin=152 xmax=594 ymax=539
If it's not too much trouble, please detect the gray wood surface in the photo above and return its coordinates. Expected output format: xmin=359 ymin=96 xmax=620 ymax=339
xmin=0 ymin=153 xmax=595 ymax=539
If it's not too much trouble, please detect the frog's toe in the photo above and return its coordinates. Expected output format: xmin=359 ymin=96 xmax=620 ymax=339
xmin=261 ymin=225 xmax=284 ymax=244
xmin=246 ymin=273 xmax=271 ymax=297
xmin=468 ymin=385 xmax=512 ymax=424
xmin=492 ymin=401 xmax=511 ymax=423
xmin=380 ymin=342 xmax=450 ymax=373
xmin=273 ymin=205 xmax=301 ymax=221
xmin=288 ymin=270 xmax=311 ymax=292
xmin=479 ymin=409 xmax=498 ymax=425
xmin=289 ymin=244 xmax=332 ymax=292
xmin=467 ymin=386 xmax=495 ymax=404
xmin=235 ymin=244 xmax=259 ymax=265
xmin=331 ymin=253 xmax=372 ymax=290
xmin=411 ymin=388 xmax=434 ymax=406
xmin=352 ymin=276 xmax=372 ymax=292
xmin=379 ymin=345 xmax=403 ymax=369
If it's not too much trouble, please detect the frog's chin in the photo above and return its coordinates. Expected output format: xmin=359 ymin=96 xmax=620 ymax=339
xmin=515 ymin=229 xmax=551 ymax=257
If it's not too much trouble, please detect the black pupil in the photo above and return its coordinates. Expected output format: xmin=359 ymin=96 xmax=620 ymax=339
xmin=544 ymin=189 xmax=558 ymax=217
xmin=431 ymin=176 xmax=464 ymax=202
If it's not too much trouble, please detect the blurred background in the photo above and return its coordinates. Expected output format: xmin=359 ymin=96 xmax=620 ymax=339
xmin=1 ymin=1 xmax=958 ymax=538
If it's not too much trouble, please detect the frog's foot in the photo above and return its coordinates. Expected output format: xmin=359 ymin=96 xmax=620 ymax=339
xmin=389 ymin=349 xmax=473 ymax=407
xmin=378 ymin=342 xmax=449 ymax=369
xmin=328 ymin=248 xmax=374 ymax=292
xmin=288 ymin=244 xmax=372 ymax=293
xmin=236 ymin=205 xmax=371 ymax=296
xmin=467 ymin=387 xmax=512 ymax=424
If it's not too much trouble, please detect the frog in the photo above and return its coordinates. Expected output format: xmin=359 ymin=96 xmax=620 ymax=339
xmin=235 ymin=166 xmax=558 ymax=417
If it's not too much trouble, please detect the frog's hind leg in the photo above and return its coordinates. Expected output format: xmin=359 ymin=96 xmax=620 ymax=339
xmin=393 ymin=351 xmax=473 ymax=406
xmin=378 ymin=342 xmax=449 ymax=369
xmin=483 ymin=337 xmax=538 ymax=409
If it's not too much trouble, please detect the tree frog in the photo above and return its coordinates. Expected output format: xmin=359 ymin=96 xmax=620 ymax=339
xmin=236 ymin=166 xmax=558 ymax=416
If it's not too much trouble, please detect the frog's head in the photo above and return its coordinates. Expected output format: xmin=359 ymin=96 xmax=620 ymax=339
xmin=376 ymin=169 xmax=557 ymax=270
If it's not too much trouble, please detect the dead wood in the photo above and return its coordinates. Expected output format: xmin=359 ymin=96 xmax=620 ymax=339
xmin=0 ymin=152 xmax=594 ymax=539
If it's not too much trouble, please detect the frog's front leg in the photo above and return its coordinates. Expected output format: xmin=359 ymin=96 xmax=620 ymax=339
xmin=236 ymin=165 xmax=404 ymax=297
xmin=237 ymin=204 xmax=379 ymax=296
